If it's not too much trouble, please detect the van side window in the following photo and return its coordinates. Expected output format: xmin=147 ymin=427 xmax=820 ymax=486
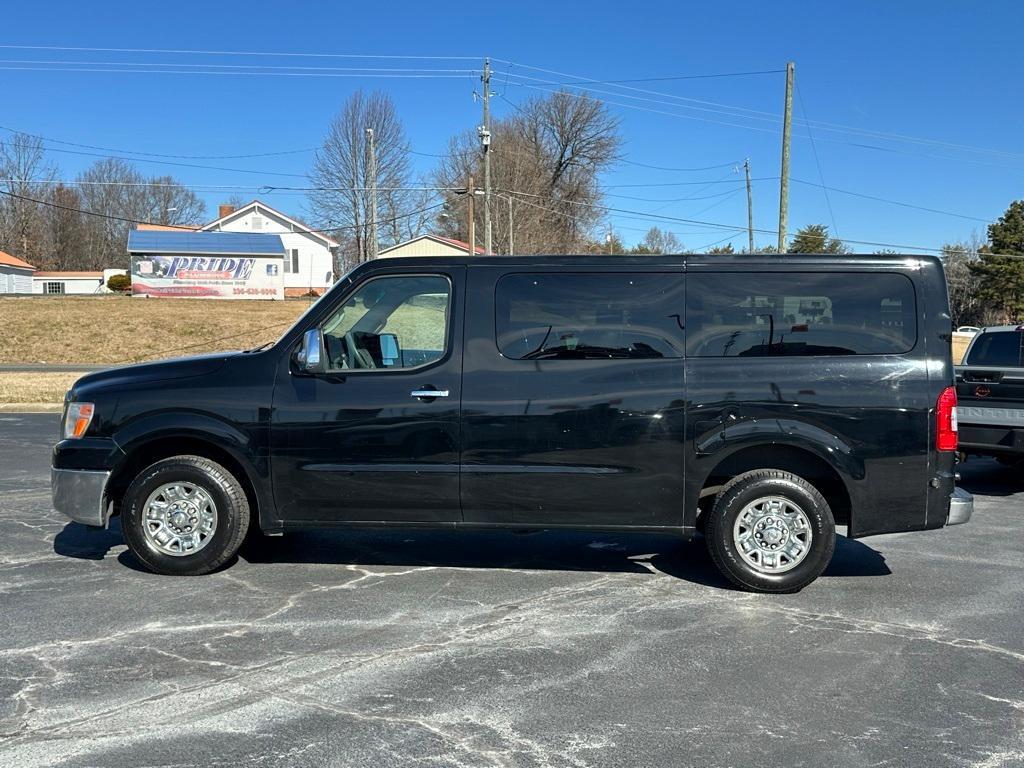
xmin=686 ymin=272 xmax=917 ymax=357
xmin=495 ymin=273 xmax=684 ymax=360
xmin=320 ymin=275 xmax=450 ymax=370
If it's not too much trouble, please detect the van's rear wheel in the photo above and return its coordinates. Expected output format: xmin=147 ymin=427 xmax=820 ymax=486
xmin=121 ymin=456 xmax=250 ymax=576
xmin=705 ymin=469 xmax=835 ymax=593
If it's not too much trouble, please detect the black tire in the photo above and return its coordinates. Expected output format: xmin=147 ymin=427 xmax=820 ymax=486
xmin=705 ymin=469 xmax=835 ymax=593
xmin=121 ymin=455 xmax=250 ymax=576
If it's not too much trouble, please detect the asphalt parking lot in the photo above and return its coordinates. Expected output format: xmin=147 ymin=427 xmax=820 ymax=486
xmin=0 ymin=413 xmax=1021 ymax=768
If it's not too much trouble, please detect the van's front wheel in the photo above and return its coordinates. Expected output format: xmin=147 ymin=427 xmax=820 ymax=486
xmin=121 ymin=456 xmax=250 ymax=575
xmin=705 ymin=470 xmax=835 ymax=593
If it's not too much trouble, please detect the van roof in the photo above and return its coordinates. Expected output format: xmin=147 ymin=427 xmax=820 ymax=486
xmin=362 ymin=253 xmax=941 ymax=270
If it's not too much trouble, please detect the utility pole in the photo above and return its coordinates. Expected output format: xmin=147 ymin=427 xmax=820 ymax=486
xmin=480 ymin=58 xmax=493 ymax=255
xmin=506 ymin=195 xmax=513 ymax=255
xmin=466 ymin=175 xmax=476 ymax=256
xmin=744 ymin=158 xmax=754 ymax=253
xmin=365 ymin=128 xmax=378 ymax=261
xmin=777 ymin=61 xmax=794 ymax=253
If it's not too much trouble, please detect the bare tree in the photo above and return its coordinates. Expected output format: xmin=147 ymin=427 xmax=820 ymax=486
xmin=434 ymin=91 xmax=621 ymax=254
xmin=41 ymin=184 xmax=87 ymax=270
xmin=224 ymin=193 xmax=248 ymax=210
xmin=76 ymin=158 xmax=145 ymax=270
xmin=943 ymin=239 xmax=989 ymax=327
xmin=142 ymin=176 xmax=206 ymax=225
xmin=0 ymin=132 xmax=56 ymax=265
xmin=308 ymin=91 xmax=415 ymax=275
xmin=75 ymin=159 xmax=206 ymax=269
xmin=632 ymin=226 xmax=683 ymax=254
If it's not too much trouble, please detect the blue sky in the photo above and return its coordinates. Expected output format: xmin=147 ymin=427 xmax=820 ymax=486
xmin=1 ymin=0 xmax=1021 ymax=252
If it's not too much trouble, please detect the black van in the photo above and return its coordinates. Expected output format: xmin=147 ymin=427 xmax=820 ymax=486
xmin=52 ymin=254 xmax=972 ymax=592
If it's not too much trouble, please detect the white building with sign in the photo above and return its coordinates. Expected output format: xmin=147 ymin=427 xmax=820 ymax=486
xmin=199 ymin=201 xmax=337 ymax=297
xmin=127 ymin=231 xmax=286 ymax=300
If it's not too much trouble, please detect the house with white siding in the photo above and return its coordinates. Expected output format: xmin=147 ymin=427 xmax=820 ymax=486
xmin=31 ymin=271 xmax=106 ymax=295
xmin=0 ymin=251 xmax=35 ymax=294
xmin=200 ymin=201 xmax=337 ymax=297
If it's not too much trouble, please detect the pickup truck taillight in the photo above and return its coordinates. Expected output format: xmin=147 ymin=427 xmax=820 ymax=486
xmin=936 ymin=386 xmax=958 ymax=452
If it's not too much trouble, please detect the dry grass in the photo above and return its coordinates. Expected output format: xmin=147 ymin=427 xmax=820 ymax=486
xmin=0 ymin=295 xmax=314 ymax=365
xmin=0 ymin=372 xmax=81 ymax=403
xmin=952 ymin=332 xmax=975 ymax=365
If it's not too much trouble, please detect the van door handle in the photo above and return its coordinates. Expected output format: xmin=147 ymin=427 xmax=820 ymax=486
xmin=411 ymin=389 xmax=449 ymax=399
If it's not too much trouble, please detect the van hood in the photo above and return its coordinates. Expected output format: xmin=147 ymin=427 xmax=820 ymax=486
xmin=69 ymin=351 xmax=242 ymax=397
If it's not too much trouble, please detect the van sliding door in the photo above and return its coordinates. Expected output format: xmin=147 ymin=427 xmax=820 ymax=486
xmin=459 ymin=266 xmax=687 ymax=529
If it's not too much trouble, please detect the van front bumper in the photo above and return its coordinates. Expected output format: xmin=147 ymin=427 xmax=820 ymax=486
xmin=947 ymin=487 xmax=973 ymax=526
xmin=51 ymin=468 xmax=112 ymax=528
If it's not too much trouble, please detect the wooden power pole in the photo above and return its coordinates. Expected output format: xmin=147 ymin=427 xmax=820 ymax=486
xmin=777 ymin=61 xmax=794 ymax=253
xmin=365 ymin=128 xmax=378 ymax=261
xmin=744 ymin=158 xmax=754 ymax=253
xmin=481 ymin=58 xmax=493 ymax=255
xmin=466 ymin=175 xmax=476 ymax=256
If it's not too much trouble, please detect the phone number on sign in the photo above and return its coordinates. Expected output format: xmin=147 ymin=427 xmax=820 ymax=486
xmin=232 ymin=287 xmax=279 ymax=296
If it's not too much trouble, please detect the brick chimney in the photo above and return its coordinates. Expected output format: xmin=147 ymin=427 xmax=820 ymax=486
xmin=218 ymin=204 xmax=236 ymax=219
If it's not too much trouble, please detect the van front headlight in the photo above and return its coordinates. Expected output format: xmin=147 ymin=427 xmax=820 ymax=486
xmin=63 ymin=402 xmax=95 ymax=440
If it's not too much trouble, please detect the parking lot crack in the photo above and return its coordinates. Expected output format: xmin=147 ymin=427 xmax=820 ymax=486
xmin=738 ymin=604 xmax=1024 ymax=663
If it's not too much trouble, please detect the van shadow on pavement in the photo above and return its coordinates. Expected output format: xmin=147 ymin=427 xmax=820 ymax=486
xmin=54 ymin=521 xmax=890 ymax=590
xmin=53 ymin=517 xmax=123 ymax=561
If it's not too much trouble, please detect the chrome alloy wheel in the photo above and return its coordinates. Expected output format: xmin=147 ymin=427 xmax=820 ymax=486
xmin=142 ymin=482 xmax=218 ymax=557
xmin=732 ymin=496 xmax=813 ymax=574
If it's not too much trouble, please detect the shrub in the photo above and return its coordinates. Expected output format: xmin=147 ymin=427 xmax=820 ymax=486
xmin=107 ymin=273 xmax=131 ymax=292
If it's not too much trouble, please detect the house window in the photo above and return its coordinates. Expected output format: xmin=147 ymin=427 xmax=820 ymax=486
xmin=284 ymin=248 xmax=299 ymax=274
xmin=44 ymin=282 xmax=65 ymax=295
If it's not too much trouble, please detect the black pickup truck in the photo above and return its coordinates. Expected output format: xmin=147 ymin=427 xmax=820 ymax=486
xmin=956 ymin=325 xmax=1024 ymax=465
xmin=53 ymin=254 xmax=973 ymax=593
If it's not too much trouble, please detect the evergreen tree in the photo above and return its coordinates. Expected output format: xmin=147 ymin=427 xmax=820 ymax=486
xmin=786 ymin=224 xmax=849 ymax=254
xmin=970 ymin=200 xmax=1024 ymax=322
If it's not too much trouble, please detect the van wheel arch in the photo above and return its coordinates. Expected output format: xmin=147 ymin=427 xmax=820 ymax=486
xmin=697 ymin=444 xmax=852 ymax=530
xmin=107 ymin=436 xmax=262 ymax=530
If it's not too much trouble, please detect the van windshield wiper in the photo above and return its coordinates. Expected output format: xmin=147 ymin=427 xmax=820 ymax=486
xmin=245 ymin=341 xmax=274 ymax=353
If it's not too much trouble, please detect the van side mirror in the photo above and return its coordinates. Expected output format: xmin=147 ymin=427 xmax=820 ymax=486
xmin=379 ymin=333 xmax=401 ymax=367
xmin=296 ymin=328 xmax=326 ymax=374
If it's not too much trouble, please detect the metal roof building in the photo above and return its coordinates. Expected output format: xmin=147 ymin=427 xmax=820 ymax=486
xmin=127 ymin=230 xmax=287 ymax=300
xmin=127 ymin=230 xmax=286 ymax=256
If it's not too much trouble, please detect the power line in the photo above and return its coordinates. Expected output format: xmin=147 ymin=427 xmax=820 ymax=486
xmin=496 ymin=186 xmax=1017 ymax=257
xmin=795 ymin=81 xmax=839 ymax=237
xmin=39 ymin=146 xmax=310 ymax=178
xmin=6 ymin=46 xmax=1019 ymax=162
xmin=0 ymin=65 xmax=478 ymax=79
xmin=0 ymin=188 xmax=445 ymax=236
xmin=617 ymin=158 xmax=740 ymax=172
xmin=497 ymin=59 xmax=1024 ymax=161
xmin=554 ymin=69 xmax=787 ymax=85
xmin=605 ymin=178 xmax=774 ymax=188
xmin=497 ymin=72 xmax=1024 ymax=172
xmin=0 ymin=44 xmax=483 ymax=61
xmin=0 ymin=58 xmax=479 ymax=74
xmin=789 ymin=178 xmax=992 ymax=223
xmin=0 ymin=124 xmax=317 ymax=159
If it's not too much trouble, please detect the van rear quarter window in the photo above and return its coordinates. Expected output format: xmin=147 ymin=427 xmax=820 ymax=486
xmin=685 ymin=272 xmax=917 ymax=357
xmin=495 ymin=273 xmax=685 ymax=360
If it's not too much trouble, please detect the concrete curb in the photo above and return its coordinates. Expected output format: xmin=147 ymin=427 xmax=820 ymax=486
xmin=0 ymin=403 xmax=63 ymax=413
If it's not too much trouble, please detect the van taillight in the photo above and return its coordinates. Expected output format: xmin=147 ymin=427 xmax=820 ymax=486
xmin=936 ymin=386 xmax=958 ymax=452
